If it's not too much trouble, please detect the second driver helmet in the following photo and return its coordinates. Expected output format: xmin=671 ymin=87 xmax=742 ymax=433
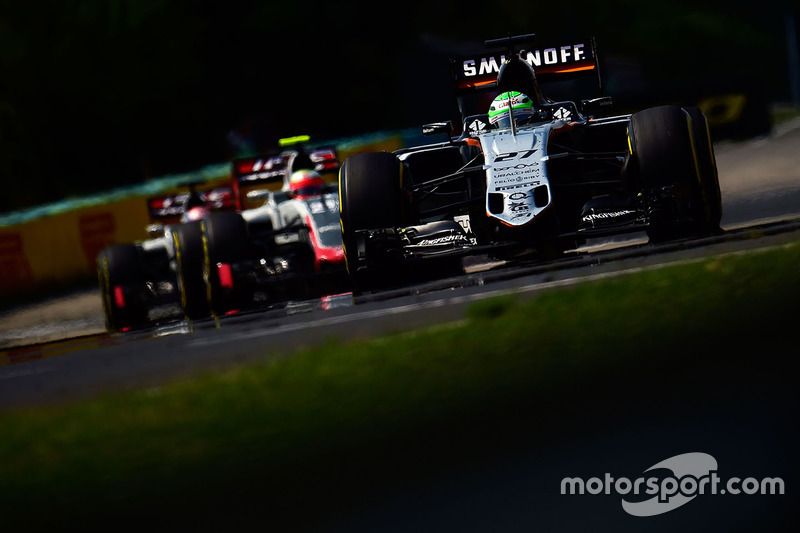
xmin=288 ymin=169 xmax=324 ymax=199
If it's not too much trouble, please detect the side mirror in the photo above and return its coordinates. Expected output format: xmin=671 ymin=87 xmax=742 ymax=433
xmin=246 ymin=189 xmax=275 ymax=207
xmin=246 ymin=189 xmax=271 ymax=201
xmin=581 ymin=97 xmax=613 ymax=118
xmin=422 ymin=121 xmax=453 ymax=137
xmin=146 ymin=224 xmax=165 ymax=238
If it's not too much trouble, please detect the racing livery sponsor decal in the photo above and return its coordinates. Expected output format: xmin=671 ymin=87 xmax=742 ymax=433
xmin=495 ymin=183 xmax=538 ymax=191
xmin=553 ymin=106 xmax=572 ymax=121
xmin=79 ymin=213 xmax=116 ymax=269
xmin=581 ymin=209 xmax=637 ymax=223
xmin=233 ymin=155 xmax=289 ymax=184
xmin=468 ymin=118 xmax=487 ymax=133
xmin=414 ymin=233 xmax=471 ymax=247
xmin=459 ymin=41 xmax=595 ymax=81
xmin=462 ymin=44 xmax=587 ymax=77
xmin=0 ymin=232 xmax=34 ymax=291
xmin=147 ymin=188 xmax=234 ymax=222
xmin=492 ymin=175 xmax=540 ymax=187
xmin=453 ymin=214 xmax=472 ymax=235
xmin=494 ymin=162 xmax=539 ymax=172
xmin=524 ymin=44 xmax=586 ymax=67
xmin=490 ymin=146 xmax=545 ymax=187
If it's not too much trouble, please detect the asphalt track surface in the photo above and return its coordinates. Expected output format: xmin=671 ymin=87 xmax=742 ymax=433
xmin=1 ymin=120 xmax=799 ymax=531
xmin=1 ymin=217 xmax=799 ymax=410
xmin=3 ymin=121 xmax=800 ymax=407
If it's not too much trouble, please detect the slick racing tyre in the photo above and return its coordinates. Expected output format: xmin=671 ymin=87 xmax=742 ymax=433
xmin=339 ymin=152 xmax=410 ymax=290
xmin=97 ymin=244 xmax=149 ymax=333
xmin=171 ymin=221 xmax=210 ymax=320
xmin=683 ymin=105 xmax=723 ymax=233
xmin=201 ymin=212 xmax=250 ymax=317
xmin=628 ymin=105 xmax=718 ymax=242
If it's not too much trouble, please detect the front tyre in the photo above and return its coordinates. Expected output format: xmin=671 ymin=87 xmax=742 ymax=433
xmin=201 ymin=212 xmax=250 ymax=317
xmin=628 ymin=105 xmax=718 ymax=242
xmin=683 ymin=105 xmax=723 ymax=233
xmin=339 ymin=152 xmax=409 ymax=290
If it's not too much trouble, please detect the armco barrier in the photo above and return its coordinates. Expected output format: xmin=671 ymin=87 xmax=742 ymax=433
xmin=0 ymin=131 xmax=416 ymax=298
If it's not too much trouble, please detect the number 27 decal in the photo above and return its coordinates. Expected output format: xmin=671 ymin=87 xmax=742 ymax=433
xmin=493 ymin=149 xmax=539 ymax=163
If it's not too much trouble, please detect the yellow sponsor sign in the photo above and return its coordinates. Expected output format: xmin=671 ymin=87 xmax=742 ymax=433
xmin=696 ymin=94 xmax=747 ymax=128
xmin=0 ymin=133 xmax=411 ymax=296
xmin=1 ymin=197 xmax=151 ymax=294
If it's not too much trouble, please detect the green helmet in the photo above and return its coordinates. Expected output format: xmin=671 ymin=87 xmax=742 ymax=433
xmin=488 ymin=91 xmax=534 ymax=129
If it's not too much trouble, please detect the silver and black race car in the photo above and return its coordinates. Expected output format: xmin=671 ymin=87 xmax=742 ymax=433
xmin=197 ymin=139 xmax=345 ymax=318
xmin=199 ymin=174 xmax=345 ymax=318
xmin=96 ymin=184 xmax=235 ymax=332
xmin=97 ymin=140 xmax=344 ymax=332
xmin=339 ymin=34 xmax=722 ymax=289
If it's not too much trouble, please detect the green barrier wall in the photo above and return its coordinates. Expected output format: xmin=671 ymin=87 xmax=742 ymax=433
xmin=0 ymin=131 xmax=415 ymax=298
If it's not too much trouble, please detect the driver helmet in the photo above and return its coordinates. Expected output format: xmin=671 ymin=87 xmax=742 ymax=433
xmin=288 ymin=169 xmax=324 ymax=198
xmin=181 ymin=205 xmax=209 ymax=223
xmin=488 ymin=91 xmax=535 ymax=129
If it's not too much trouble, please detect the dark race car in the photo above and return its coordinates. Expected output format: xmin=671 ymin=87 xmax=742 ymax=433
xmin=339 ymin=34 xmax=722 ymax=290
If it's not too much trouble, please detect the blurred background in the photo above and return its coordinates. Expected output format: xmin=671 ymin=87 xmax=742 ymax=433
xmin=1 ymin=0 xmax=798 ymax=213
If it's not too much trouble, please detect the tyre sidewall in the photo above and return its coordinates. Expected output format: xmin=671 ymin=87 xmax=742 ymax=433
xmin=171 ymin=221 xmax=210 ymax=319
xmin=629 ymin=105 xmax=713 ymax=240
xmin=97 ymin=244 xmax=148 ymax=332
xmin=201 ymin=212 xmax=249 ymax=316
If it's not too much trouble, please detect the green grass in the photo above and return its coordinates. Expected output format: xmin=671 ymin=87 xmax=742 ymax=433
xmin=771 ymin=104 xmax=800 ymax=126
xmin=1 ymin=242 xmax=798 ymax=529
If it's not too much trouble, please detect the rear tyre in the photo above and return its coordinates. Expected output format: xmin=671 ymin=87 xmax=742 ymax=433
xmin=96 ymin=244 xmax=149 ymax=333
xmin=171 ymin=221 xmax=210 ymax=320
xmin=339 ymin=152 xmax=410 ymax=290
xmin=201 ymin=212 xmax=250 ymax=317
xmin=628 ymin=105 xmax=717 ymax=242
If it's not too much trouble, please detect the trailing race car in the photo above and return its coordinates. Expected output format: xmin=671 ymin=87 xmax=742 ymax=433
xmin=339 ymin=33 xmax=722 ymax=289
xmin=97 ymin=138 xmax=343 ymax=332
xmin=231 ymin=135 xmax=339 ymax=210
xmin=199 ymin=154 xmax=346 ymax=318
xmin=97 ymin=183 xmax=235 ymax=332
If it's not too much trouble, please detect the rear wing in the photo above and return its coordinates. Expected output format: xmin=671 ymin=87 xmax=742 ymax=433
xmin=231 ymin=145 xmax=339 ymax=210
xmin=450 ymin=35 xmax=601 ymax=121
xmin=147 ymin=186 xmax=234 ymax=223
xmin=451 ymin=36 xmax=600 ymax=92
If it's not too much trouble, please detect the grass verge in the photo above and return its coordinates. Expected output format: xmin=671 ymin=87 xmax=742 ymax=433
xmin=1 ymin=242 xmax=798 ymax=529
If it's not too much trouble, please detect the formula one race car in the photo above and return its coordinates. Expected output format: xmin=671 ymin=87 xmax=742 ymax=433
xmin=97 ymin=139 xmax=343 ymax=332
xmin=232 ymin=136 xmax=340 ymax=210
xmin=199 ymin=148 xmax=345 ymax=317
xmin=97 ymin=183 xmax=236 ymax=332
xmin=339 ymin=34 xmax=722 ymax=289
